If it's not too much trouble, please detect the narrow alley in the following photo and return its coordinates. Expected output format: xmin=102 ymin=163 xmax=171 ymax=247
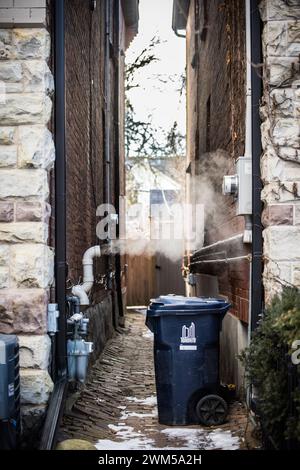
xmin=58 ymin=310 xmax=258 ymax=451
xmin=1 ymin=0 xmax=300 ymax=459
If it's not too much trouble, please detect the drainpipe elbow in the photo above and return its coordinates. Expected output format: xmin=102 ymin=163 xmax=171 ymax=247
xmin=72 ymin=245 xmax=101 ymax=306
xmin=71 ymin=285 xmax=90 ymax=307
xmin=82 ymin=245 xmax=101 ymax=266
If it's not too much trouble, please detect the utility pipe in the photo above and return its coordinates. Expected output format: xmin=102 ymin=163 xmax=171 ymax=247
xmin=54 ymin=0 xmax=67 ymax=378
xmin=190 ymin=255 xmax=251 ymax=266
xmin=40 ymin=0 xmax=67 ymax=450
xmin=250 ymin=0 xmax=263 ymax=333
xmin=105 ymin=0 xmax=111 ymax=209
xmin=243 ymin=0 xmax=253 ymax=244
xmin=72 ymin=246 xmax=101 ymax=306
xmin=192 ymin=234 xmax=244 ymax=256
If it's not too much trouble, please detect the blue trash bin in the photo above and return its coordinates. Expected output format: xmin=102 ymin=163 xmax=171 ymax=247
xmin=146 ymin=295 xmax=231 ymax=426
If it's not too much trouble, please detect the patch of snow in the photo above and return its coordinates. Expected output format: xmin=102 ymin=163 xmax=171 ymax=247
xmin=161 ymin=428 xmax=207 ymax=449
xmin=126 ymin=395 xmax=157 ymax=407
xmin=98 ymin=422 xmax=156 ymax=450
xmin=96 ymin=437 xmax=156 ymax=450
xmin=121 ymin=408 xmax=157 ymax=419
xmin=161 ymin=427 xmax=240 ymax=451
xmin=207 ymin=429 xmax=240 ymax=450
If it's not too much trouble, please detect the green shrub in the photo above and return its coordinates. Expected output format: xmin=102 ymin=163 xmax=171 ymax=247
xmin=240 ymin=287 xmax=300 ymax=448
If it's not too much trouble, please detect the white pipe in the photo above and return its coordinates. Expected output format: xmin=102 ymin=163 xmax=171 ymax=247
xmin=72 ymin=245 xmax=101 ymax=306
xmin=244 ymin=0 xmax=253 ymax=244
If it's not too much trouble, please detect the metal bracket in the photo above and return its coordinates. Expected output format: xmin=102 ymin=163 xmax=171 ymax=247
xmin=47 ymin=304 xmax=60 ymax=336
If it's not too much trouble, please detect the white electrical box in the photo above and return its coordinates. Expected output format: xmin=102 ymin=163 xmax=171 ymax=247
xmin=236 ymin=157 xmax=252 ymax=215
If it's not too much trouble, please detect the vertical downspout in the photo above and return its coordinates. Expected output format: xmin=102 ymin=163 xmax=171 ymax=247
xmin=39 ymin=0 xmax=67 ymax=450
xmin=250 ymin=0 xmax=263 ymax=333
xmin=105 ymin=0 xmax=111 ymax=209
xmin=54 ymin=0 xmax=67 ymax=376
xmin=244 ymin=0 xmax=253 ymax=244
xmin=114 ymin=0 xmax=125 ymax=323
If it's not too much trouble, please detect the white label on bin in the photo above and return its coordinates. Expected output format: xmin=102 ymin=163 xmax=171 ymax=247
xmin=180 ymin=345 xmax=197 ymax=351
xmin=180 ymin=322 xmax=197 ymax=350
xmin=8 ymin=382 xmax=14 ymax=397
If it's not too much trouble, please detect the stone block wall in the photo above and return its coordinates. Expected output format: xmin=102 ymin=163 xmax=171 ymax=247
xmin=0 ymin=5 xmax=54 ymax=434
xmin=259 ymin=0 xmax=300 ymax=303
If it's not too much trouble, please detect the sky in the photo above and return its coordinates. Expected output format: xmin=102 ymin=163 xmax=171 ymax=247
xmin=126 ymin=0 xmax=186 ymax=146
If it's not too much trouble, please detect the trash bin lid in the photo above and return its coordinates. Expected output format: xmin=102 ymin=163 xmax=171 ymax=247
xmin=147 ymin=295 xmax=230 ymax=316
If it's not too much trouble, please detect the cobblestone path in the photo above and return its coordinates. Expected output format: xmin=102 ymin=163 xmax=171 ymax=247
xmin=58 ymin=310 xmax=259 ymax=450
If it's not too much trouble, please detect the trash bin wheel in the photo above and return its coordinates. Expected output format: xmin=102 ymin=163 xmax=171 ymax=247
xmin=196 ymin=394 xmax=228 ymax=426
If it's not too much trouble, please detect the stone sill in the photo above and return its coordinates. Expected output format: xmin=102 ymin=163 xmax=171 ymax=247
xmin=0 ymin=22 xmax=46 ymax=28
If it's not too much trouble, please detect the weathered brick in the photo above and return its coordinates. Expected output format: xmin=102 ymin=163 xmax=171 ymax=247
xmin=0 ymin=288 xmax=48 ymax=334
xmin=0 ymin=266 xmax=9 ymax=288
xmin=14 ymin=0 xmax=46 ymax=6
xmin=0 ymin=145 xmax=17 ymax=167
xmin=0 ymin=61 xmax=22 ymax=82
xmin=262 ymin=181 xmax=300 ymax=205
xmin=20 ymin=369 xmax=53 ymax=405
xmin=293 ymin=266 xmax=300 ymax=287
xmin=0 ymin=29 xmax=13 ymax=60
xmin=272 ymin=118 xmax=300 ymax=148
xmin=264 ymin=21 xmax=300 ymax=58
xmin=22 ymin=60 xmax=53 ymax=94
xmin=0 ymin=201 xmax=14 ymax=222
xmin=260 ymin=0 xmax=300 ymax=22
xmin=262 ymin=204 xmax=294 ymax=227
xmin=0 ymin=93 xmax=52 ymax=126
xmin=294 ymin=205 xmax=300 ymax=225
xmin=266 ymin=56 xmax=299 ymax=87
xmin=0 ymin=245 xmax=9 ymax=265
xmin=263 ymin=226 xmax=300 ymax=260
xmin=0 ymin=126 xmax=15 ymax=144
xmin=13 ymin=29 xmax=50 ymax=60
xmin=18 ymin=125 xmax=55 ymax=169
xmin=11 ymin=244 xmax=54 ymax=288
xmin=0 ymin=222 xmax=47 ymax=243
xmin=0 ymin=169 xmax=48 ymax=199
xmin=16 ymin=201 xmax=50 ymax=222
xmin=19 ymin=334 xmax=51 ymax=369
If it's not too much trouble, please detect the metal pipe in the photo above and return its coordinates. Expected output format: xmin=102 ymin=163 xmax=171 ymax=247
xmin=54 ymin=0 xmax=67 ymax=379
xmin=40 ymin=0 xmax=67 ymax=450
xmin=250 ymin=0 xmax=263 ymax=333
xmin=191 ymin=234 xmax=244 ymax=256
xmin=39 ymin=378 xmax=67 ymax=450
xmin=190 ymin=255 xmax=251 ymax=266
xmin=114 ymin=0 xmax=125 ymax=324
xmin=245 ymin=0 xmax=252 ymax=161
xmin=105 ymin=0 xmax=111 ymax=208
xmin=243 ymin=0 xmax=253 ymax=244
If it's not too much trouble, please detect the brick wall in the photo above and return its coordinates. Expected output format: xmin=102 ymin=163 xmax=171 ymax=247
xmin=64 ymin=0 xmax=128 ymax=333
xmin=186 ymin=0 xmax=250 ymax=322
xmin=65 ymin=0 xmax=106 ymax=286
xmin=64 ymin=0 xmax=125 ymax=299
